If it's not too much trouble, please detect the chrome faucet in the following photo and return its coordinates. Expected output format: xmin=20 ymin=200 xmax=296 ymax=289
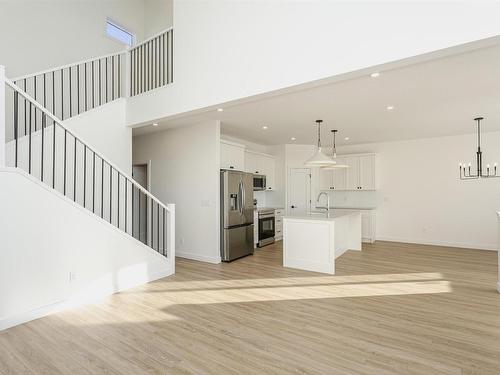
xmin=316 ymin=192 xmax=330 ymax=212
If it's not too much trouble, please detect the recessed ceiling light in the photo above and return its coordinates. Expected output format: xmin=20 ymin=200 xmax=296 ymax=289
xmin=370 ymin=72 xmax=380 ymax=78
xmin=291 ymin=137 xmax=296 ymax=141
xmin=153 ymin=123 xmax=159 ymax=126
xmin=262 ymin=126 xmax=268 ymax=130
xmin=217 ymin=108 xmax=224 ymax=112
xmin=344 ymin=137 xmax=350 ymax=141
xmin=386 ymin=105 xmax=394 ymax=111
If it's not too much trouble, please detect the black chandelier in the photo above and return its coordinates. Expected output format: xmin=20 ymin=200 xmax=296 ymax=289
xmin=459 ymin=117 xmax=499 ymax=179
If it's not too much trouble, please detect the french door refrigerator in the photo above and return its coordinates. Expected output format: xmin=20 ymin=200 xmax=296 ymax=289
xmin=220 ymin=170 xmax=254 ymax=261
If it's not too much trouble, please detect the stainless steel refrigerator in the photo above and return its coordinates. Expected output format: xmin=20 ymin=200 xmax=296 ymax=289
xmin=220 ymin=170 xmax=254 ymax=261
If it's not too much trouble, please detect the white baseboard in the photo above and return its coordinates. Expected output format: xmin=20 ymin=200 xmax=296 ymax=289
xmin=176 ymin=251 xmax=221 ymax=264
xmin=376 ymin=236 xmax=498 ymax=251
xmin=0 ymin=266 xmax=173 ymax=332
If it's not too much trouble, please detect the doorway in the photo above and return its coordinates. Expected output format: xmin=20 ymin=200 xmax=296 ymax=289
xmin=132 ymin=163 xmax=149 ymax=243
xmin=288 ymin=168 xmax=311 ymax=215
xmin=132 ymin=164 xmax=149 ymax=189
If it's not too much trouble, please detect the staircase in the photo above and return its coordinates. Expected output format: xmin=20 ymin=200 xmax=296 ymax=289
xmin=0 ymin=29 xmax=175 ymax=329
xmin=1 ymin=28 xmax=174 ymax=258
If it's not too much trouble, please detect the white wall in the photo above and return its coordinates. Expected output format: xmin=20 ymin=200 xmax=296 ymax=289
xmin=65 ymin=99 xmax=132 ymax=174
xmin=280 ymin=133 xmax=500 ymax=251
xmin=337 ymin=132 xmax=500 ymax=250
xmin=133 ymin=120 xmax=221 ymax=263
xmin=144 ymin=0 xmax=174 ymax=38
xmin=0 ymin=168 xmax=172 ymax=331
xmin=497 ymin=214 xmax=500 ymax=292
xmin=126 ymin=0 xmax=500 ymax=126
xmin=0 ymin=0 xmax=145 ymax=78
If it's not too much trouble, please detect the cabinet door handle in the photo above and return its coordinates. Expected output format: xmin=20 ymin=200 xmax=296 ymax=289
xmin=291 ymin=205 xmax=296 ymax=208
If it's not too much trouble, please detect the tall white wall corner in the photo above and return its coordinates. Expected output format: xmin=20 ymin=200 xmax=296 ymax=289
xmin=167 ymin=203 xmax=176 ymax=274
xmin=497 ymin=211 xmax=500 ymax=293
xmin=0 ymin=65 xmax=5 ymax=167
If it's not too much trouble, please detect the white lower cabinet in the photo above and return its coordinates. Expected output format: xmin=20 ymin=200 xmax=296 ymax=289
xmin=333 ymin=209 xmax=376 ymax=243
xmin=275 ymin=209 xmax=284 ymax=241
xmin=360 ymin=210 xmax=376 ymax=243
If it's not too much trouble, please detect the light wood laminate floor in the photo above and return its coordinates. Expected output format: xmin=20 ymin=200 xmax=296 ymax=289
xmin=1 ymin=241 xmax=499 ymax=374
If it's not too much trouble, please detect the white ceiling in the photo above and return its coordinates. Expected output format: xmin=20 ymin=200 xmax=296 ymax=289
xmin=134 ymin=42 xmax=500 ymax=146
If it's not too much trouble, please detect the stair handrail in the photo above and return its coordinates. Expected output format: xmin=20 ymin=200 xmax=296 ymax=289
xmin=128 ymin=27 xmax=173 ymax=53
xmin=5 ymin=77 xmax=170 ymax=212
xmin=10 ymin=51 xmax=126 ymax=83
xmin=11 ymin=27 xmax=174 ymax=83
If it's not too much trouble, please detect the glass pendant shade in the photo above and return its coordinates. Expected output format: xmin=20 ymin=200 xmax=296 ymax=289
xmin=304 ymin=119 xmax=338 ymax=167
xmin=304 ymin=148 xmax=338 ymax=167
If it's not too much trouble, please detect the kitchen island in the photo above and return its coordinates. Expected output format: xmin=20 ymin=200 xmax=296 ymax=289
xmin=283 ymin=211 xmax=362 ymax=274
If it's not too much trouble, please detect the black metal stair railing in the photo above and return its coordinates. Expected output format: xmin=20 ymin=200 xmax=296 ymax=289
xmin=129 ymin=28 xmax=173 ymax=97
xmin=4 ymin=79 xmax=174 ymax=259
xmin=11 ymin=52 xmax=125 ymax=124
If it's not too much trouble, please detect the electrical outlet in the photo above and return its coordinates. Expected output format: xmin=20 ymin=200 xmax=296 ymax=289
xmin=180 ymin=237 xmax=185 ymax=245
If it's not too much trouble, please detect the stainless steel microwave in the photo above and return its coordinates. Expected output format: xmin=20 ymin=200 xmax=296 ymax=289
xmin=253 ymin=174 xmax=266 ymax=191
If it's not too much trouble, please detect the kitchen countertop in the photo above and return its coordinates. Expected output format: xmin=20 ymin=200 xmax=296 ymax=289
xmin=284 ymin=211 xmax=361 ymax=222
xmin=255 ymin=207 xmax=285 ymax=211
xmin=330 ymin=207 xmax=377 ymax=210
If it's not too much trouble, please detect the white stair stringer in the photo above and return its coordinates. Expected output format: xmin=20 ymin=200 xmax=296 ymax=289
xmin=0 ymin=167 xmax=173 ymax=331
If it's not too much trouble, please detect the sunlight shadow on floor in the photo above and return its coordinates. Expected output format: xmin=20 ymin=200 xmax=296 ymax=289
xmin=126 ymin=272 xmax=445 ymax=293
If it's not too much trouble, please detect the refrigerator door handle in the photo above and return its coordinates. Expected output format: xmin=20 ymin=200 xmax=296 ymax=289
xmin=238 ymin=180 xmax=243 ymax=215
xmin=241 ymin=178 xmax=246 ymax=216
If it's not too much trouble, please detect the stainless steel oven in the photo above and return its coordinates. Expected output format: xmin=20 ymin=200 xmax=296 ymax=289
xmin=258 ymin=209 xmax=275 ymax=247
xmin=253 ymin=174 xmax=266 ymax=191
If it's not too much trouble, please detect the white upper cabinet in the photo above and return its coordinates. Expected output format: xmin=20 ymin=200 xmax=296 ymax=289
xmin=318 ymin=158 xmax=347 ymax=191
xmin=333 ymin=158 xmax=347 ymax=190
xmin=260 ymin=154 xmax=276 ymax=190
xmin=319 ymin=154 xmax=376 ymax=191
xmin=346 ymin=154 xmax=376 ymax=190
xmin=319 ymin=168 xmax=334 ymax=190
xmin=345 ymin=157 xmax=360 ymax=190
xmin=220 ymin=140 xmax=245 ymax=171
xmin=245 ymin=152 xmax=260 ymax=174
xmin=244 ymin=151 xmax=276 ymax=190
xmin=359 ymin=155 xmax=376 ymax=190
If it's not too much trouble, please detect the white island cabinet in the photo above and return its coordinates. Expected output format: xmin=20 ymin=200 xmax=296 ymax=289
xmin=283 ymin=211 xmax=362 ymax=275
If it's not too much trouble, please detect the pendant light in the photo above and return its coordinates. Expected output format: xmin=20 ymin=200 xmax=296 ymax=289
xmin=304 ymin=120 xmax=338 ymax=167
xmin=459 ymin=117 xmax=499 ymax=179
xmin=322 ymin=129 xmax=349 ymax=169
